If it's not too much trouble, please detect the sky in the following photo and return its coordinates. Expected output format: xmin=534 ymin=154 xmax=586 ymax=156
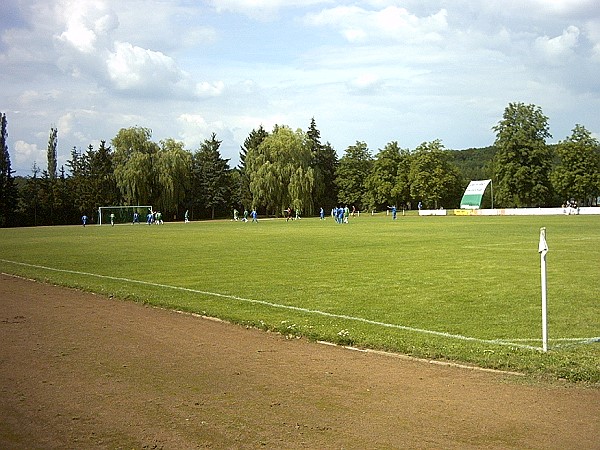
xmin=2 ymin=0 xmax=600 ymax=176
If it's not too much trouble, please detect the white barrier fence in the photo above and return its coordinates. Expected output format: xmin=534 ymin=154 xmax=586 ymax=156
xmin=419 ymin=207 xmax=600 ymax=216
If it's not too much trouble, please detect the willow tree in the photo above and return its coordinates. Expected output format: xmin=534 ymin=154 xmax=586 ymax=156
xmin=246 ymin=125 xmax=314 ymax=215
xmin=112 ymin=126 xmax=159 ymax=205
xmin=155 ymin=138 xmax=192 ymax=215
xmin=112 ymin=127 xmax=191 ymax=216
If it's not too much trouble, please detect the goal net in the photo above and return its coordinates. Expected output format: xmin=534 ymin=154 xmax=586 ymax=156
xmin=98 ymin=206 xmax=153 ymax=225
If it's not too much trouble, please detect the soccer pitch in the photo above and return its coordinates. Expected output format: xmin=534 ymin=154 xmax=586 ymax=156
xmin=1 ymin=214 xmax=599 ymax=382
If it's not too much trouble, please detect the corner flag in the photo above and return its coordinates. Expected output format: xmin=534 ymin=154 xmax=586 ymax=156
xmin=538 ymin=227 xmax=548 ymax=255
xmin=539 ymin=227 xmax=548 ymax=352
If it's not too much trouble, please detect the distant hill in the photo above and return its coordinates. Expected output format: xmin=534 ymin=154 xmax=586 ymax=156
xmin=447 ymin=146 xmax=496 ymax=182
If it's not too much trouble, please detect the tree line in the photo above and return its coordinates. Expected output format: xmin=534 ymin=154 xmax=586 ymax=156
xmin=1 ymin=102 xmax=599 ymax=227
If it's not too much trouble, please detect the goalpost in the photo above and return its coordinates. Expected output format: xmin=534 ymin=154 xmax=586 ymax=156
xmin=98 ymin=206 xmax=153 ymax=225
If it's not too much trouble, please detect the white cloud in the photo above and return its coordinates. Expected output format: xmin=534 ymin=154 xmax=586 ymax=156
xmin=583 ymin=19 xmax=600 ymax=61
xmin=194 ymin=81 xmax=225 ymax=97
xmin=347 ymin=73 xmax=382 ymax=92
xmin=57 ymin=113 xmax=74 ymax=135
xmin=207 ymin=0 xmax=331 ymax=19
xmin=14 ymin=141 xmax=45 ymax=170
xmin=18 ymin=90 xmax=61 ymax=105
xmin=477 ymin=0 xmax=599 ymax=20
xmin=177 ymin=114 xmax=227 ymax=148
xmin=56 ymin=0 xmax=118 ymax=53
xmin=305 ymin=6 xmax=448 ymax=43
xmin=529 ymin=0 xmax=599 ymax=17
xmin=535 ymin=26 xmax=580 ymax=62
xmin=181 ymin=27 xmax=219 ymax=47
xmin=106 ymin=41 xmax=183 ymax=92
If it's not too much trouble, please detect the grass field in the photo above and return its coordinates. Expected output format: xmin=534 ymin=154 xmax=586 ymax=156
xmin=1 ymin=213 xmax=599 ymax=383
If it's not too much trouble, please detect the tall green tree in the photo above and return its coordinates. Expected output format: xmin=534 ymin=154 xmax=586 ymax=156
xmin=47 ymin=127 xmax=58 ymax=179
xmin=364 ymin=141 xmax=412 ymax=210
xmin=54 ymin=165 xmax=77 ymax=224
xmin=66 ymin=143 xmax=118 ymax=222
xmin=551 ymin=124 xmax=600 ymax=206
xmin=307 ymin=118 xmax=338 ymax=212
xmin=335 ymin=141 xmax=373 ymax=210
xmin=112 ymin=126 xmax=160 ymax=206
xmin=393 ymin=145 xmax=413 ymax=209
xmin=89 ymin=140 xmax=120 ymax=208
xmin=246 ymin=125 xmax=314 ymax=215
xmin=0 ymin=113 xmax=18 ymax=226
xmin=155 ymin=138 xmax=192 ymax=217
xmin=18 ymin=163 xmax=43 ymax=226
xmin=192 ymin=133 xmax=230 ymax=219
xmin=66 ymin=146 xmax=92 ymax=215
xmin=39 ymin=127 xmax=60 ymax=223
xmin=237 ymin=125 xmax=268 ymax=210
xmin=492 ymin=102 xmax=553 ymax=207
xmin=409 ymin=140 xmax=463 ymax=209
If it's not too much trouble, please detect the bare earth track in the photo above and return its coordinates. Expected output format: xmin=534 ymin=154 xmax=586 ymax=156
xmin=1 ymin=274 xmax=598 ymax=449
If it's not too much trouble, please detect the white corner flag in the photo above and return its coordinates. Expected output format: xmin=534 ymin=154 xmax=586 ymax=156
xmin=538 ymin=228 xmax=548 ymax=352
xmin=538 ymin=227 xmax=548 ymax=255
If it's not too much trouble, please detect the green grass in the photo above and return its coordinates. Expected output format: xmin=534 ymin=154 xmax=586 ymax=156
xmin=1 ymin=214 xmax=599 ymax=383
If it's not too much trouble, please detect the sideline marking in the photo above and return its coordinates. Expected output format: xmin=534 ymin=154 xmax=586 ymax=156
xmin=0 ymin=259 xmax=589 ymax=352
xmin=316 ymin=341 xmax=525 ymax=376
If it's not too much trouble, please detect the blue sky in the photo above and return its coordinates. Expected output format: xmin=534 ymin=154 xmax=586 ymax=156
xmin=2 ymin=0 xmax=600 ymax=175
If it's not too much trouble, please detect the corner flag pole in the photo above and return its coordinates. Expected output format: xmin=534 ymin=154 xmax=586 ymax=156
xmin=538 ymin=227 xmax=549 ymax=352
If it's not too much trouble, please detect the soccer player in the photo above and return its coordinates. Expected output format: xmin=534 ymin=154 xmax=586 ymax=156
xmin=82 ymin=214 xmax=87 ymax=227
xmin=184 ymin=210 xmax=189 ymax=223
xmin=110 ymin=213 xmax=115 ymax=226
xmin=388 ymin=205 xmax=397 ymax=220
xmin=133 ymin=212 xmax=139 ymax=224
xmin=320 ymin=207 xmax=324 ymax=220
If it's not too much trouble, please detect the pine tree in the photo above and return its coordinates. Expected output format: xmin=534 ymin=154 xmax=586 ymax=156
xmin=47 ymin=127 xmax=58 ymax=179
xmin=307 ymin=118 xmax=338 ymax=213
xmin=193 ymin=133 xmax=231 ymax=219
xmin=237 ymin=125 xmax=268 ymax=210
xmin=0 ymin=113 xmax=18 ymax=226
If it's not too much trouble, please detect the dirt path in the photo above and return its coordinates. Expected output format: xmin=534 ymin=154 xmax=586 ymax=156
xmin=0 ymin=274 xmax=598 ymax=449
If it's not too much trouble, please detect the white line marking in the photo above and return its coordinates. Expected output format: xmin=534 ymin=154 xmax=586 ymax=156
xmin=495 ymin=337 xmax=600 ymax=343
xmin=2 ymin=259 xmax=594 ymax=351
